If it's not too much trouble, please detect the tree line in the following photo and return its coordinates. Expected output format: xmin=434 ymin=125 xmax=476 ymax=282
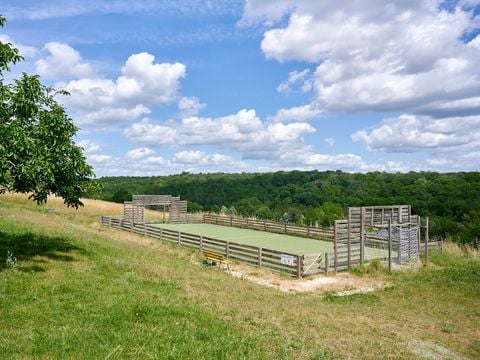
xmin=89 ymin=170 xmax=480 ymax=246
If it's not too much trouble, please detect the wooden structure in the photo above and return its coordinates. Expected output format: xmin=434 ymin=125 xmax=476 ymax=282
xmin=127 ymin=194 xmax=188 ymax=224
xmin=101 ymin=216 xmax=303 ymax=278
xmin=329 ymin=205 xmax=424 ymax=271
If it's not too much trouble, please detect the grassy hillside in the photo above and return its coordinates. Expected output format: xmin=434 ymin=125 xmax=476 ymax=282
xmin=1 ymin=194 xmax=479 ymax=359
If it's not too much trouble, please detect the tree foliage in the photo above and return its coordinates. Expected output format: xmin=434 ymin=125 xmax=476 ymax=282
xmin=92 ymin=170 xmax=480 ymax=246
xmin=0 ymin=15 xmax=95 ymax=207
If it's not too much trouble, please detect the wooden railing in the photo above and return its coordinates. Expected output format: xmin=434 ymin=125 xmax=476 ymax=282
xmin=101 ymin=216 xmax=303 ymax=278
xmin=203 ymin=214 xmax=334 ymax=241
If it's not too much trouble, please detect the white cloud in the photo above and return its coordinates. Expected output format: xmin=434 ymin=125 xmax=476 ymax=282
xmin=276 ymin=69 xmax=312 ymax=94
xmin=269 ymin=104 xmax=322 ymax=123
xmin=352 ymin=114 xmax=480 ymax=153
xmin=177 ymin=96 xmax=206 ymax=117
xmin=324 ymin=138 xmax=334 ymax=147
xmin=77 ymin=139 xmax=101 ymax=153
xmin=88 ymin=154 xmax=112 ymax=164
xmin=0 ymin=35 xmax=37 ymax=58
xmin=36 ymin=42 xmax=92 ymax=79
xmin=243 ymin=1 xmax=480 ymax=117
xmin=60 ymin=52 xmax=186 ymax=126
xmin=125 ymin=147 xmax=155 ymax=160
xmin=124 ymin=109 xmax=316 ymax=160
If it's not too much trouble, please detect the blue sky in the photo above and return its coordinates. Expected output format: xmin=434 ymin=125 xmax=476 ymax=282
xmin=2 ymin=0 xmax=480 ymax=176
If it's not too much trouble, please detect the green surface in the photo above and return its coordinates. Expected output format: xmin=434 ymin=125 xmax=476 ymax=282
xmin=150 ymin=223 xmax=391 ymax=259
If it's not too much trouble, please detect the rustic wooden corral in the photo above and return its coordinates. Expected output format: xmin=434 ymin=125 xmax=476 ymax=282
xmin=123 ymin=201 xmax=145 ymax=223
xmin=131 ymin=194 xmax=188 ymax=224
xmin=203 ymin=214 xmax=334 ymax=241
xmin=101 ymin=216 xmax=303 ymax=278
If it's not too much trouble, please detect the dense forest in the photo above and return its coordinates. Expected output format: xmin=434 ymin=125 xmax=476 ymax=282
xmin=90 ymin=171 xmax=480 ymax=246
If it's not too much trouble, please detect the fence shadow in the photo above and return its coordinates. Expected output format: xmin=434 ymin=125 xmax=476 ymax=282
xmin=0 ymin=230 xmax=83 ymax=272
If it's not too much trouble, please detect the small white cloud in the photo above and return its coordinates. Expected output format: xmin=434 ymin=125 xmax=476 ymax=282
xmin=77 ymin=139 xmax=101 ymax=154
xmin=88 ymin=154 xmax=112 ymax=164
xmin=324 ymin=138 xmax=335 ymax=146
xmin=276 ymin=68 xmax=311 ymax=94
xmin=125 ymin=147 xmax=155 ymax=160
xmin=177 ymin=96 xmax=206 ymax=117
xmin=36 ymin=42 xmax=92 ymax=79
xmin=269 ymin=104 xmax=322 ymax=123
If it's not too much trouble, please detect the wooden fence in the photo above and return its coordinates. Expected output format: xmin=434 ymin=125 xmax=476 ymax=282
xmin=203 ymin=214 xmax=334 ymax=241
xmin=101 ymin=216 xmax=303 ymax=278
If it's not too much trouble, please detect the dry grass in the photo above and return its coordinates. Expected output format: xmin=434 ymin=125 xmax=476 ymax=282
xmin=1 ymin=193 xmax=479 ymax=359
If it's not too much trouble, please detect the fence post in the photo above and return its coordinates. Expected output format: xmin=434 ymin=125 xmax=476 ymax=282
xmin=325 ymin=253 xmax=329 ymax=274
xmin=360 ymin=207 xmax=364 ymax=265
xmin=199 ymin=236 xmax=203 ymax=251
xmin=178 ymin=232 xmax=181 ymax=245
xmin=226 ymin=242 xmax=230 ymax=258
xmin=284 ymin=223 xmax=287 ymax=234
xmin=143 ymin=223 xmax=146 ymax=236
xmin=388 ymin=219 xmax=392 ymax=271
xmin=296 ymin=255 xmax=303 ymax=279
xmin=258 ymin=248 xmax=262 ymax=267
xmin=307 ymin=225 xmax=310 ymax=237
xmin=334 ymin=220 xmax=338 ymax=273
xmin=425 ymin=217 xmax=429 ymax=265
xmin=230 ymin=216 xmax=233 ymax=227
xmin=130 ymin=219 xmax=134 ymax=232
xmin=109 ymin=217 xmax=112 ymax=227
xmin=347 ymin=210 xmax=351 ymax=270
xmin=159 ymin=228 xmax=163 ymax=241
xmin=263 ymin=221 xmax=266 ymax=231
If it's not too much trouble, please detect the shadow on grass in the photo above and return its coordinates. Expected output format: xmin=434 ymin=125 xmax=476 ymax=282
xmin=0 ymin=230 xmax=83 ymax=272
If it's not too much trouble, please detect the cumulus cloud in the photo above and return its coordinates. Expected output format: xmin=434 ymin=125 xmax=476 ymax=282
xmin=269 ymin=103 xmax=322 ymax=123
xmin=177 ymin=96 xmax=206 ymax=117
xmin=276 ymin=69 xmax=312 ymax=94
xmin=352 ymin=114 xmax=480 ymax=153
xmin=125 ymin=147 xmax=155 ymax=160
xmin=244 ymin=1 xmax=480 ymax=117
xmin=60 ymin=52 xmax=186 ymax=126
xmin=124 ymin=109 xmax=316 ymax=159
xmin=36 ymin=42 xmax=92 ymax=79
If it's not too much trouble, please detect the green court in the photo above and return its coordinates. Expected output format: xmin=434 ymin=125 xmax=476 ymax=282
xmin=150 ymin=223 xmax=391 ymax=259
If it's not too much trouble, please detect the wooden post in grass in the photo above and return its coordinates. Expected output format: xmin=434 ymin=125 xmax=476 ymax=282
xmin=296 ymin=255 xmax=302 ymax=279
xmin=417 ymin=216 xmax=421 ymax=258
xmin=284 ymin=223 xmax=287 ymax=234
xmin=325 ymin=253 xmax=329 ymax=274
xmin=388 ymin=219 xmax=392 ymax=271
xmin=199 ymin=236 xmax=203 ymax=251
xmin=178 ymin=232 xmax=181 ymax=245
xmin=109 ymin=217 xmax=112 ymax=227
xmin=159 ymin=228 xmax=163 ymax=241
xmin=143 ymin=223 xmax=146 ymax=236
xmin=334 ymin=220 xmax=338 ymax=273
xmin=130 ymin=219 xmax=134 ymax=232
xmin=226 ymin=242 xmax=230 ymax=258
xmin=360 ymin=207 xmax=365 ymax=265
xmin=347 ymin=210 xmax=351 ymax=270
xmin=425 ymin=217 xmax=429 ymax=265
xmin=230 ymin=215 xmax=233 ymax=227
xmin=258 ymin=248 xmax=262 ymax=267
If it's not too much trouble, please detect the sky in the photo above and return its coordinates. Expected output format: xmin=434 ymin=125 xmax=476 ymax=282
xmin=1 ymin=0 xmax=480 ymax=177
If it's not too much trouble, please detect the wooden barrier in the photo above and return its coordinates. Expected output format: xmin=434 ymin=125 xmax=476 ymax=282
xmin=203 ymin=214 xmax=334 ymax=241
xmin=101 ymin=216 xmax=301 ymax=278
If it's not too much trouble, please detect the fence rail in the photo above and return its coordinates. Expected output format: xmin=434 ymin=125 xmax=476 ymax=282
xmin=203 ymin=214 xmax=334 ymax=241
xmin=101 ymin=216 xmax=304 ymax=278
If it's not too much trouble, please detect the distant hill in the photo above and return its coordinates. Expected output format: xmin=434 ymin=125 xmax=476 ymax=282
xmin=90 ymin=170 xmax=480 ymax=245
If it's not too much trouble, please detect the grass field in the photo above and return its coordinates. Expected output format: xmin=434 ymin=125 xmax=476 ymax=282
xmin=1 ymin=193 xmax=479 ymax=359
xmin=151 ymin=222 xmax=393 ymax=260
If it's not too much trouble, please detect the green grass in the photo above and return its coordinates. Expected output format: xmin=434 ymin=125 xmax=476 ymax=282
xmin=1 ymin=194 xmax=479 ymax=359
xmin=151 ymin=222 xmax=392 ymax=260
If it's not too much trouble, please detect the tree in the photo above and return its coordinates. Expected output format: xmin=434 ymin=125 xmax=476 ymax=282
xmin=0 ymin=15 xmax=95 ymax=208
